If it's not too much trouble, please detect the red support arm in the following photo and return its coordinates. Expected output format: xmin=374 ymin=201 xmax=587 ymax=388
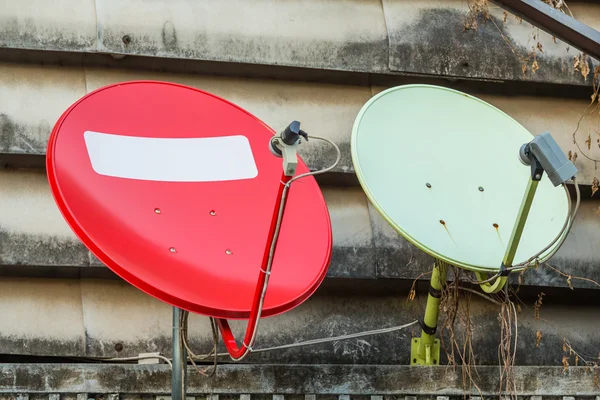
xmin=216 ymin=172 xmax=292 ymax=359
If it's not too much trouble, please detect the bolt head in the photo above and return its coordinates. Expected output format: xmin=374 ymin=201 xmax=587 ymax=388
xmin=210 ymin=210 xmax=216 ymax=216
xmin=154 ymin=208 xmax=161 ymax=214
xmin=169 ymin=247 xmax=176 ymax=253
xmin=478 ymin=186 xmax=484 ymax=192
xmin=225 ymin=249 xmax=232 ymax=255
xmin=426 ymin=183 xmax=432 ymax=188
xmin=535 ymin=174 xmax=541 ymax=180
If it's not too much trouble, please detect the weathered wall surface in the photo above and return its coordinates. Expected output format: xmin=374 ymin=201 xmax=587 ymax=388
xmin=1 ymin=276 xmax=599 ymax=368
xmin=383 ymin=0 xmax=600 ymax=83
xmin=1 ymin=168 xmax=599 ymax=290
xmin=2 ymin=64 xmax=600 ymax=184
xmin=2 ymin=364 xmax=600 ymax=396
xmin=1 ymin=0 xmax=598 ymax=84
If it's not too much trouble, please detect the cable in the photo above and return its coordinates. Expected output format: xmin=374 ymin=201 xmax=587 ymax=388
xmin=250 ymin=320 xmax=418 ymax=353
xmin=180 ymin=310 xmax=219 ymax=376
xmin=472 ymin=176 xmax=580 ymax=285
xmin=287 ymin=136 xmax=342 ymax=182
xmin=90 ymin=354 xmax=173 ymax=368
xmin=511 ymin=178 xmax=578 ymax=268
xmin=189 ymin=319 xmax=418 ymax=359
xmin=534 ymin=177 xmax=580 ymax=262
xmin=223 ymin=136 xmax=341 ymax=361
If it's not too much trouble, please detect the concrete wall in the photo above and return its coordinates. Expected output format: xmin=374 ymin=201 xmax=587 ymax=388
xmin=2 ymin=275 xmax=600 ymax=368
xmin=3 ymin=64 xmax=600 ymax=184
xmin=1 ymin=0 xmax=598 ymax=83
xmin=2 ymin=0 xmax=600 ymax=396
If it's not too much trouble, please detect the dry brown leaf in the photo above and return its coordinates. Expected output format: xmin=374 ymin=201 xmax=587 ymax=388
xmin=537 ymin=42 xmax=544 ymax=53
xmin=522 ymin=63 xmax=527 ymax=75
xmin=568 ymin=150 xmax=573 ymax=160
xmin=532 ymin=60 xmax=540 ymax=74
xmin=563 ymin=355 xmax=570 ymax=372
xmin=586 ymin=135 xmax=592 ymax=150
xmin=573 ymin=152 xmax=578 ymax=162
xmin=576 ymin=355 xmax=579 ymax=366
xmin=503 ymin=11 xmax=508 ymax=23
xmin=534 ymin=292 xmax=545 ymax=320
xmin=581 ymin=59 xmax=591 ymax=79
xmin=553 ymin=36 xmax=557 ymax=44
xmin=563 ymin=340 xmax=567 ymax=352
xmin=536 ymin=330 xmax=543 ymax=347
xmin=408 ymin=288 xmax=416 ymax=301
xmin=574 ymin=53 xmax=591 ymax=79
xmin=517 ymin=304 xmax=522 ymax=314
xmin=592 ymin=177 xmax=599 ymax=197
xmin=567 ymin=275 xmax=574 ymax=290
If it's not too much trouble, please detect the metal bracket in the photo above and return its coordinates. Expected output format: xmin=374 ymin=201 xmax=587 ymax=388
xmin=475 ymin=271 xmax=508 ymax=294
xmin=411 ymin=337 xmax=441 ymax=366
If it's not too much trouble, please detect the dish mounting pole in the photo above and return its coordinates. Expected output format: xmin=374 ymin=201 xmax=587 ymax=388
xmin=172 ymin=306 xmax=187 ymax=400
xmin=410 ymin=259 xmax=448 ymax=366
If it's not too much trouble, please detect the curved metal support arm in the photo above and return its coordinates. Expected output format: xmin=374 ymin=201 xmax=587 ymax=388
xmin=475 ymin=271 xmax=508 ymax=294
xmin=216 ymin=172 xmax=292 ymax=361
xmin=215 ymin=318 xmax=255 ymax=359
xmin=474 ymin=169 xmax=540 ymax=295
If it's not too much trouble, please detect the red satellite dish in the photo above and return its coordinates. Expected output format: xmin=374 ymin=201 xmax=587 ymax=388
xmin=46 ymin=81 xmax=332 ymax=328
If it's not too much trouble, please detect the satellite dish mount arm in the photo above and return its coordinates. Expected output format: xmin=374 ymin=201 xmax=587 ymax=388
xmin=217 ymin=121 xmax=307 ymax=360
xmin=476 ymin=132 xmax=577 ymax=294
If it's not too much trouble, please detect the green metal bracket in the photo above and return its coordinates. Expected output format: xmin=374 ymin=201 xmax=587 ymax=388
xmin=476 ymin=177 xmax=540 ymax=294
xmin=475 ymin=272 xmax=508 ymax=294
xmin=411 ymin=337 xmax=441 ymax=365
xmin=410 ymin=259 xmax=447 ymax=366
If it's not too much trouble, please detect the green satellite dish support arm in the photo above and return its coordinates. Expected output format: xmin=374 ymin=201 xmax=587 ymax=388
xmin=474 ymin=132 xmax=578 ymax=294
xmin=475 ymin=176 xmax=540 ymax=294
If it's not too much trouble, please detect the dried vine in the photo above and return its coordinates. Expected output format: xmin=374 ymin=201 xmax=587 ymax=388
xmin=466 ymin=0 xmax=600 ymax=186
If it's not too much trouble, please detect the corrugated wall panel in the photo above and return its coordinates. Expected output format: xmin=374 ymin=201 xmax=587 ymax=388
xmin=1 ymin=276 xmax=600 ymax=367
xmin=2 ymin=65 xmax=600 ymax=184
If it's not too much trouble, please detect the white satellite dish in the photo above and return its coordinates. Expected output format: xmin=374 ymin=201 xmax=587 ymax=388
xmin=351 ymin=84 xmax=578 ymax=366
xmin=351 ymin=84 xmax=571 ymax=273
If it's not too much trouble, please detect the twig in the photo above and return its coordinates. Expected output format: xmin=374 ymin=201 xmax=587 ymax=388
xmin=544 ymin=263 xmax=600 ymax=289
